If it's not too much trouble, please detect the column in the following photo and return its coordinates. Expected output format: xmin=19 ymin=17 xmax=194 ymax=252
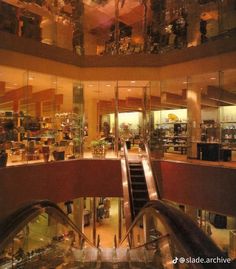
xmin=114 ymin=83 xmax=119 ymax=155
xmin=187 ymin=81 xmax=201 ymax=159
xmin=73 ymin=198 xmax=85 ymax=233
xmin=185 ymin=205 xmax=198 ymax=223
xmin=40 ymin=18 xmax=57 ymax=45
xmin=186 ymin=1 xmax=201 ymax=46
xmin=86 ymin=98 xmax=98 ymax=144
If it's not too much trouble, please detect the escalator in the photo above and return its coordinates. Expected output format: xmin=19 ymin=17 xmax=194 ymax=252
xmin=0 ymin=143 xmax=234 ymax=268
xmin=0 ymin=200 xmax=234 ymax=269
xmin=128 ymin=161 xmax=149 ymax=219
xmin=122 ymin=141 xmax=158 ymax=223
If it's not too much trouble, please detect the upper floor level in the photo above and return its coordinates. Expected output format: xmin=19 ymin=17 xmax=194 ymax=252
xmin=0 ymin=0 xmax=236 ymax=57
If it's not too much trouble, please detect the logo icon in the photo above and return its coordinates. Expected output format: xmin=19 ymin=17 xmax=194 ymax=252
xmin=172 ymin=257 xmax=178 ymax=264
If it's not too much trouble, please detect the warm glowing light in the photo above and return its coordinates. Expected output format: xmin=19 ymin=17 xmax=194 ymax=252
xmin=131 ymin=81 xmax=135 ymax=84
xmin=106 ymin=84 xmax=111 ymax=87
xmin=210 ymin=77 xmax=216 ymax=80
xmin=128 ymin=89 xmax=131 ymax=92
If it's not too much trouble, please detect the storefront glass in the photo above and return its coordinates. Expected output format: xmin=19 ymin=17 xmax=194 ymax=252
xmin=1 ymin=65 xmax=236 ymax=167
xmin=84 ymin=81 xmax=116 ymax=158
xmin=0 ymin=65 xmax=28 ymax=166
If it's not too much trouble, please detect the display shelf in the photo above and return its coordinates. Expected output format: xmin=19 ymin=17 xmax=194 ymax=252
xmin=220 ymin=122 xmax=236 ymax=148
xmin=158 ymin=122 xmax=188 ymax=154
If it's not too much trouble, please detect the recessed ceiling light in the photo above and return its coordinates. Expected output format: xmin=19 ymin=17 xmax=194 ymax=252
xmin=106 ymin=84 xmax=111 ymax=87
xmin=131 ymin=81 xmax=136 ymax=84
xmin=210 ymin=77 xmax=216 ymax=80
xmin=183 ymin=81 xmax=188 ymax=84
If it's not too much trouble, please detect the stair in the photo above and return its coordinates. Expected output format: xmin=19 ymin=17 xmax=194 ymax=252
xmin=128 ymin=162 xmax=149 ymax=219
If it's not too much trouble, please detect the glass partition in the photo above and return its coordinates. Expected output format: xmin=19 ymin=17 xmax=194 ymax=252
xmin=0 ymin=209 xmax=97 ymax=269
xmin=84 ymin=81 xmax=116 ymax=158
xmin=0 ymin=65 xmax=28 ymax=167
xmin=156 ymin=77 xmax=189 ymax=161
xmin=1 ymin=0 xmax=235 ymax=55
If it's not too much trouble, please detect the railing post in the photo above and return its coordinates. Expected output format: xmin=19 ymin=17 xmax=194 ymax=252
xmin=93 ymin=197 xmax=96 ymax=245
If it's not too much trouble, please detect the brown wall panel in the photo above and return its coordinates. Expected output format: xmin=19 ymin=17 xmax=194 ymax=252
xmin=0 ymin=159 xmax=123 ymax=219
xmin=153 ymin=160 xmax=236 ymax=217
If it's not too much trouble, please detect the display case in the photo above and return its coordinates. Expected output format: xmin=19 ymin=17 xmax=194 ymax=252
xmin=221 ymin=122 xmax=236 ymax=149
xmin=200 ymin=120 xmax=220 ymax=142
xmin=160 ymin=122 xmax=188 ymax=154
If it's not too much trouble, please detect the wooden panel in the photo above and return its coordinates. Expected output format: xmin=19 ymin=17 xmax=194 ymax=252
xmin=161 ymin=92 xmax=186 ymax=107
xmin=32 ymin=88 xmax=56 ymax=102
xmin=0 ymin=85 xmax=32 ymax=103
xmin=207 ymin=86 xmax=236 ymax=105
xmin=0 ymin=159 xmax=123 ymax=220
xmin=126 ymin=97 xmax=142 ymax=107
xmin=152 ymin=160 xmax=236 ymax=217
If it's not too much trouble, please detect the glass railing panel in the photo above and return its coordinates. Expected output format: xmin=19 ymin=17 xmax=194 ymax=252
xmin=0 ymin=211 xmax=97 ymax=269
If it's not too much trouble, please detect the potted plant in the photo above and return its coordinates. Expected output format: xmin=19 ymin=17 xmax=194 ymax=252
xmin=91 ymin=140 xmax=108 ymax=158
xmin=73 ymin=137 xmax=83 ymax=157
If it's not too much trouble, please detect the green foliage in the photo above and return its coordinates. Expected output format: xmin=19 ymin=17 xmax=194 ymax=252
xmin=91 ymin=140 xmax=108 ymax=148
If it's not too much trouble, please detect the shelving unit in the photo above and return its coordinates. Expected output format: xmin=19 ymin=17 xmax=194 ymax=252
xmin=200 ymin=120 xmax=220 ymax=142
xmin=159 ymin=122 xmax=188 ymax=154
xmin=221 ymin=122 xmax=236 ymax=149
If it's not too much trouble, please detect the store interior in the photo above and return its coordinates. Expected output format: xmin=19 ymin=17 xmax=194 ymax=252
xmin=1 ymin=65 xmax=236 ymax=167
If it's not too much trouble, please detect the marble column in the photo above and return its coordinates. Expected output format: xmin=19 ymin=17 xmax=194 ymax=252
xmin=187 ymin=83 xmax=201 ymax=159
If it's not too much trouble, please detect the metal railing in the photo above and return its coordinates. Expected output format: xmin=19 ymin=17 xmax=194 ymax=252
xmin=119 ymin=200 xmax=233 ymax=269
xmin=0 ymin=199 xmax=96 ymax=251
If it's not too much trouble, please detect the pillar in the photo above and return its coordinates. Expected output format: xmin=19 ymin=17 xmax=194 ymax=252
xmin=40 ymin=18 xmax=57 ymax=45
xmin=185 ymin=205 xmax=198 ymax=223
xmin=186 ymin=1 xmax=201 ymax=46
xmin=187 ymin=82 xmax=201 ymax=159
xmin=227 ymin=217 xmax=236 ymax=230
xmin=114 ymin=83 xmax=119 ymax=155
xmin=73 ymin=198 xmax=84 ymax=233
xmin=85 ymin=98 xmax=98 ymax=145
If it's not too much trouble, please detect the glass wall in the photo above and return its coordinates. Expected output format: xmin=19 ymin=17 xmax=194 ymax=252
xmin=1 ymin=64 xmax=236 ymax=168
xmin=1 ymin=0 xmax=235 ymax=55
xmin=0 ymin=65 xmax=82 ymax=167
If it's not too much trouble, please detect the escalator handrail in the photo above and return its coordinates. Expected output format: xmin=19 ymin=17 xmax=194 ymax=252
xmin=118 ymin=200 xmax=231 ymax=269
xmin=0 ymin=200 xmax=96 ymax=251
xmin=122 ymin=141 xmax=134 ymax=220
xmin=143 ymin=142 xmax=160 ymax=199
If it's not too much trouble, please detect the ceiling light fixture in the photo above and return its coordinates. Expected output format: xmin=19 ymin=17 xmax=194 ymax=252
xmin=106 ymin=84 xmax=111 ymax=87
xmin=131 ymin=81 xmax=136 ymax=84
xmin=210 ymin=77 xmax=216 ymax=80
